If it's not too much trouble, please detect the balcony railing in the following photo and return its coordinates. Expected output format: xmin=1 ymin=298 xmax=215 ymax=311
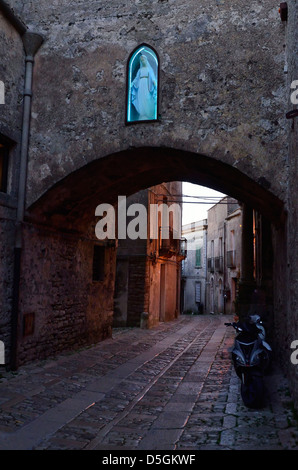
xmin=159 ymin=226 xmax=187 ymax=259
xmin=207 ymin=257 xmax=214 ymax=272
xmin=179 ymin=237 xmax=187 ymax=260
xmin=215 ymin=256 xmax=223 ymax=273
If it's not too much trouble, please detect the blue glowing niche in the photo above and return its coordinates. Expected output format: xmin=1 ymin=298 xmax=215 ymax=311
xmin=126 ymin=45 xmax=159 ymax=123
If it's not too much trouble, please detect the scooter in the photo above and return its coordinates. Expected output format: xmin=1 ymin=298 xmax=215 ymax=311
xmin=225 ymin=314 xmax=272 ymax=409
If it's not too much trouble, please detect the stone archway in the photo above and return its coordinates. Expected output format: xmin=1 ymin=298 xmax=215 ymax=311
xmin=14 ymin=146 xmax=285 ymax=366
xmin=27 ymin=147 xmax=285 ymax=229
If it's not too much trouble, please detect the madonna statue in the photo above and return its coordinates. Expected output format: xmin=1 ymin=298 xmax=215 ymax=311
xmin=131 ymin=55 xmax=157 ymax=121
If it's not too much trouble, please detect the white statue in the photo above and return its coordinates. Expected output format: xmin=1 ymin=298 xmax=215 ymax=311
xmin=131 ymin=55 xmax=157 ymax=120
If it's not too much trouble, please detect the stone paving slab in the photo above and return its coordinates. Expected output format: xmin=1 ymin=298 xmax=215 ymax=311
xmin=0 ymin=315 xmax=297 ymax=451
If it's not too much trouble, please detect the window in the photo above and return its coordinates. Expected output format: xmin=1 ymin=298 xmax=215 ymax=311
xmin=219 ymin=237 xmax=223 ymax=258
xmin=227 ymin=230 xmax=236 ymax=268
xmin=126 ymin=44 xmax=159 ymax=124
xmin=195 ymin=247 xmax=201 ymax=267
xmin=230 ymin=230 xmax=235 ymax=252
xmin=0 ymin=142 xmax=9 ymax=193
xmin=92 ymin=245 xmax=105 ymax=281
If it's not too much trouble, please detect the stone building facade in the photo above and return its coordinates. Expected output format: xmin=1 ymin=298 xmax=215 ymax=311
xmin=181 ymin=219 xmax=207 ymax=314
xmin=0 ymin=3 xmax=27 ymax=365
xmin=183 ymin=197 xmax=273 ymax=319
xmin=0 ymin=0 xmax=297 ymax=405
xmin=114 ymin=182 xmax=185 ymax=328
xmin=182 ymin=198 xmax=242 ymax=316
xmin=206 ymin=197 xmax=274 ymax=320
xmin=0 ymin=0 xmax=118 ymax=365
xmin=206 ymin=197 xmax=242 ymax=315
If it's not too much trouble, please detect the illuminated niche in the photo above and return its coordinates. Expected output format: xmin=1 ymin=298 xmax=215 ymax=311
xmin=126 ymin=44 xmax=159 ymax=124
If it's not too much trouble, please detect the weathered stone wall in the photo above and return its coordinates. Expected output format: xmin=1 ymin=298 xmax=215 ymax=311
xmin=0 ymin=9 xmax=25 ymax=363
xmin=17 ymin=223 xmax=116 ymax=364
xmin=271 ymin=0 xmax=298 ymax=408
xmin=113 ymin=190 xmax=148 ymax=327
xmin=206 ymin=198 xmax=242 ymax=315
xmin=0 ymin=207 xmax=16 ymax=361
xmin=114 ymin=182 xmax=183 ymax=328
xmin=7 ymin=0 xmax=288 ymax=208
xmin=182 ymin=220 xmax=208 ymax=314
xmin=284 ymin=0 xmax=298 ymax=407
xmin=0 ymin=9 xmax=24 ymax=137
xmin=147 ymin=181 xmax=183 ymax=326
xmin=126 ymin=256 xmax=147 ymax=327
xmin=3 ymin=0 xmax=297 ymax=406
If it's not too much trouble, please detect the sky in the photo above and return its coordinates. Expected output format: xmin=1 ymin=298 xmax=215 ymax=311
xmin=182 ymin=182 xmax=226 ymax=226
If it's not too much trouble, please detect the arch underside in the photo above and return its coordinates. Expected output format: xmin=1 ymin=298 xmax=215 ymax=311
xmin=27 ymin=147 xmax=285 ymax=230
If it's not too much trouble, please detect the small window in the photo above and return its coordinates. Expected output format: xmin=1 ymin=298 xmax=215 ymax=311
xmin=195 ymin=247 xmax=201 ymax=267
xmin=92 ymin=245 xmax=105 ymax=281
xmin=0 ymin=142 xmax=9 ymax=193
xmin=126 ymin=44 xmax=159 ymax=123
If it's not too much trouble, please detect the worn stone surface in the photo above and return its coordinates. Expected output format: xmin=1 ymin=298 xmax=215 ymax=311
xmin=7 ymin=0 xmax=288 ymax=208
xmin=0 ymin=316 xmax=297 ymax=450
xmin=16 ymin=223 xmax=117 ymax=365
xmin=1 ymin=0 xmax=297 ymax=407
xmin=0 ymin=9 xmax=24 ymax=138
xmin=0 ymin=209 xmax=15 ymax=362
xmin=284 ymin=0 xmax=298 ymax=410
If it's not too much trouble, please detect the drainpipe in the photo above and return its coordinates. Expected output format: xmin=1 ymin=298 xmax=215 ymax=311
xmin=10 ymin=32 xmax=44 ymax=370
xmin=223 ymin=220 xmax=226 ymax=315
xmin=203 ymin=219 xmax=207 ymax=313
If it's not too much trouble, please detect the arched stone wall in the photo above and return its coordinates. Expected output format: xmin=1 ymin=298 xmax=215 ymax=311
xmin=15 ymin=144 xmax=283 ymax=365
xmin=9 ymin=0 xmax=288 ymax=210
xmin=27 ymin=147 xmax=285 ymax=229
xmin=2 ymin=0 xmax=297 ymax=406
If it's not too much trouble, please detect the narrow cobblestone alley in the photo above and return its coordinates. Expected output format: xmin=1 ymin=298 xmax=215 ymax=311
xmin=0 ymin=315 xmax=297 ymax=451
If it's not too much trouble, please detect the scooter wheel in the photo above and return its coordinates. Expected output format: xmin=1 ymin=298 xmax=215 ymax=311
xmin=241 ymin=375 xmax=264 ymax=409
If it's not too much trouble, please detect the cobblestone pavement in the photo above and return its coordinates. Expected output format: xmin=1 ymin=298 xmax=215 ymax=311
xmin=0 ymin=315 xmax=297 ymax=450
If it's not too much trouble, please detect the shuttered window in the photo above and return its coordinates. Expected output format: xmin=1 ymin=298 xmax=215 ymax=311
xmin=195 ymin=282 xmax=201 ymax=303
xmin=195 ymin=247 xmax=201 ymax=267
